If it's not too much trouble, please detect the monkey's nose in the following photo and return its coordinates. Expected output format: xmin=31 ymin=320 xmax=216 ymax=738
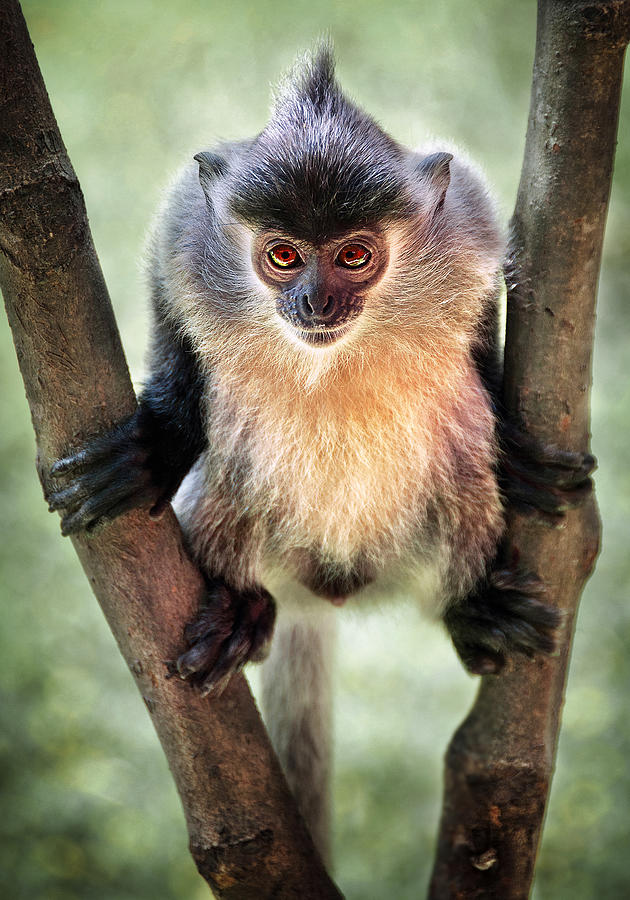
xmin=276 ymin=286 xmax=365 ymax=340
xmin=297 ymin=291 xmax=339 ymax=325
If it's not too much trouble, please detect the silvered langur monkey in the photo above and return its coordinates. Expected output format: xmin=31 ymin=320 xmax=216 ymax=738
xmin=48 ymin=48 xmax=594 ymax=862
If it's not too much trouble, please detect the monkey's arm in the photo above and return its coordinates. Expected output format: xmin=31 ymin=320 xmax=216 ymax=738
xmin=443 ymin=283 xmax=595 ymax=674
xmin=47 ymin=319 xmax=206 ymax=534
xmin=443 ymin=416 xmax=594 ymax=674
xmin=474 ymin=279 xmax=596 ymax=514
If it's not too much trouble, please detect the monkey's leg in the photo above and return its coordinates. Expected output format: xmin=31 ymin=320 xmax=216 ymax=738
xmin=444 ymin=567 xmax=561 ymax=675
xmin=171 ymin=477 xmax=277 ymax=696
xmin=442 ymin=420 xmax=590 ymax=674
xmin=176 ymin=577 xmax=277 ymax=697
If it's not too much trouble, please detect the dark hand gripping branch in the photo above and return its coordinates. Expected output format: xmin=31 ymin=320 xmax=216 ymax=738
xmin=48 ymin=321 xmax=207 ymax=533
xmin=445 ymin=288 xmax=596 ymax=675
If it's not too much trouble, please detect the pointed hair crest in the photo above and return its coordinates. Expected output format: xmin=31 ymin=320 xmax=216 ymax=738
xmin=273 ymin=44 xmax=339 ymax=113
xmin=228 ymin=46 xmax=413 ymax=242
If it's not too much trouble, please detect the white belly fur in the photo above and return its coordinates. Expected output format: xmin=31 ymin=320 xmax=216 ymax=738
xmin=261 ymin=550 xmax=450 ymax=618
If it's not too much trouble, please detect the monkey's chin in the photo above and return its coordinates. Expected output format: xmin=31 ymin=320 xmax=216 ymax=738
xmin=293 ymin=325 xmax=352 ymax=348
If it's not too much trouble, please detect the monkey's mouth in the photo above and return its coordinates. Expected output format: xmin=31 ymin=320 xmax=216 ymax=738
xmin=294 ymin=325 xmax=352 ymax=346
xmin=276 ymin=294 xmax=364 ymax=349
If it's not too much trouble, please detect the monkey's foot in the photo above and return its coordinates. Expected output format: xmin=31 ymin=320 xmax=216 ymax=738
xmin=444 ymin=568 xmax=562 ymax=675
xmin=500 ymin=421 xmax=596 ymax=515
xmin=47 ymin=413 xmax=175 ymax=535
xmin=177 ymin=578 xmax=276 ymax=697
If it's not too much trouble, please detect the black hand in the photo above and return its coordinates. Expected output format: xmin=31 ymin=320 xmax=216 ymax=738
xmin=177 ymin=578 xmax=276 ymax=697
xmin=500 ymin=420 xmax=596 ymax=515
xmin=47 ymin=409 xmax=178 ymax=535
xmin=445 ymin=566 xmax=562 ymax=675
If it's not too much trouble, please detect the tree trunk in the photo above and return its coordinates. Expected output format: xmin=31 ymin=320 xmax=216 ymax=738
xmin=0 ymin=1 xmax=342 ymax=897
xmin=3 ymin=0 xmax=628 ymax=897
xmin=429 ymin=1 xmax=628 ymax=896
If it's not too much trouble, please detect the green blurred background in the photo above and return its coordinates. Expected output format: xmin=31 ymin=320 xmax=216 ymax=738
xmin=1 ymin=1 xmax=628 ymax=897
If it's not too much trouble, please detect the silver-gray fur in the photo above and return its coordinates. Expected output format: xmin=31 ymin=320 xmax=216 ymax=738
xmin=161 ymin=47 xmax=506 ymax=859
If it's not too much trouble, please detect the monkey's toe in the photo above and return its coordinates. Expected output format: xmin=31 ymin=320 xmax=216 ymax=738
xmin=445 ymin=567 xmax=563 ymax=675
xmin=177 ymin=578 xmax=276 ymax=697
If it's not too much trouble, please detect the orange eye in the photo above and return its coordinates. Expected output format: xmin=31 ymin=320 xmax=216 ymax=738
xmin=268 ymin=244 xmax=301 ymax=269
xmin=336 ymin=244 xmax=371 ymax=268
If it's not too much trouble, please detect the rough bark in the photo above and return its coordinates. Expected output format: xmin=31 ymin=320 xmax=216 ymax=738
xmin=0 ymin=2 xmax=342 ymax=897
xmin=429 ymin=1 xmax=628 ymax=897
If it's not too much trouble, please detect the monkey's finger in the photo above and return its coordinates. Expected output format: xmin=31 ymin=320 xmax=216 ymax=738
xmin=502 ymin=475 xmax=592 ymax=515
xmin=194 ymin=599 xmax=276 ymax=695
xmin=177 ymin=636 xmax=223 ymax=681
xmin=48 ymin=466 xmax=127 ymax=511
xmin=47 ymin=455 xmax=151 ymax=513
xmin=531 ymin=446 xmax=596 ymax=474
xmin=489 ymin=568 xmax=547 ymax=596
xmin=539 ymin=449 xmax=596 ymax=475
xmin=502 ymin=482 xmax=567 ymax=515
xmin=51 ymin=446 xmax=147 ymax=486
xmin=503 ymin=455 xmax=595 ymax=490
xmin=508 ymin=443 xmax=597 ymax=475
xmin=183 ymin=622 xmax=254 ymax=697
xmin=83 ymin=489 xmax=164 ymax=534
xmin=501 ymin=424 xmax=597 ymax=477
xmin=59 ymin=479 xmax=155 ymax=535
xmin=197 ymin=644 xmax=249 ymax=697
xmin=504 ymin=617 xmax=557 ymax=655
xmin=51 ymin=444 xmax=116 ymax=477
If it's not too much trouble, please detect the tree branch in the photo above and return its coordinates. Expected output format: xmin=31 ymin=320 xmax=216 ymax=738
xmin=0 ymin=2 xmax=342 ymax=897
xmin=429 ymin=1 xmax=629 ymax=896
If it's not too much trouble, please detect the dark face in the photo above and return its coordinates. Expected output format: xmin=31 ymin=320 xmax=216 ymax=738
xmin=252 ymin=229 xmax=389 ymax=347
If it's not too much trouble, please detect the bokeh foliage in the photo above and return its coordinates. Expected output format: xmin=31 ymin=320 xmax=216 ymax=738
xmin=1 ymin=1 xmax=628 ymax=897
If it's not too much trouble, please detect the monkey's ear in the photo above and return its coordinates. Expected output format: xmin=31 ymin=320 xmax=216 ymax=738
xmin=414 ymin=151 xmax=453 ymax=211
xmin=194 ymin=151 xmax=228 ymax=203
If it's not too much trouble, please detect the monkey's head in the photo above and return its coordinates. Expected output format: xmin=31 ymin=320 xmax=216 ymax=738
xmin=190 ymin=47 xmax=501 ymax=370
xmin=249 ymin=228 xmax=388 ymax=348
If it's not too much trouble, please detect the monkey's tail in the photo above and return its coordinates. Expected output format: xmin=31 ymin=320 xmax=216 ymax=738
xmin=260 ymin=607 xmax=336 ymax=866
